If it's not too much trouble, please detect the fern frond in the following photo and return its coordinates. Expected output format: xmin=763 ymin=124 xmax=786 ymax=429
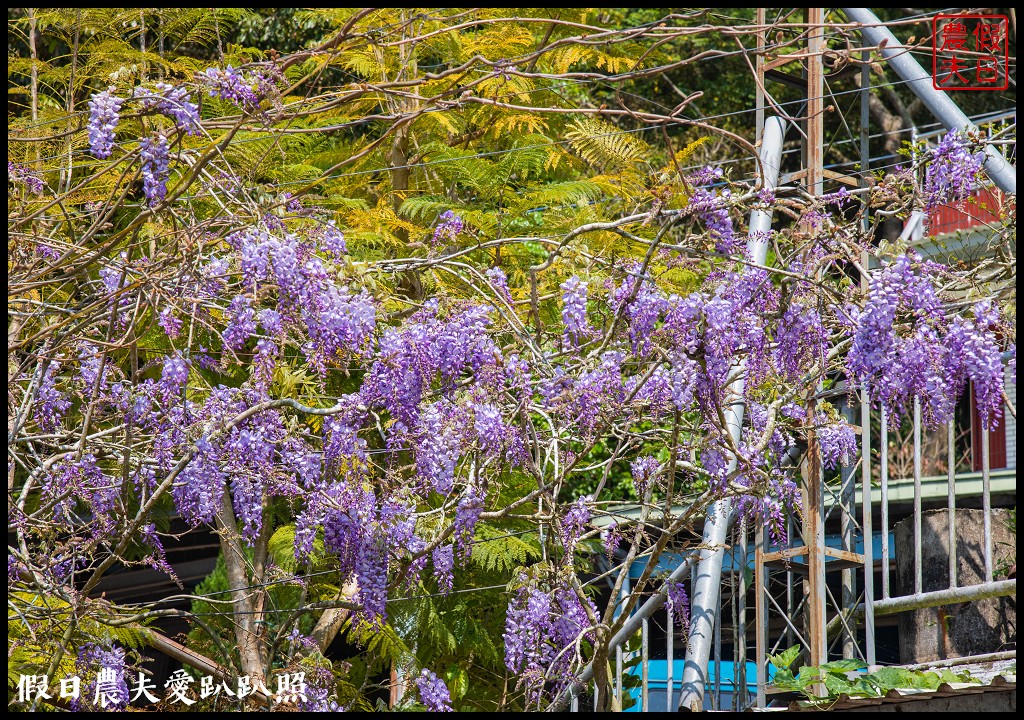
xmin=566 ymin=117 xmax=651 ymax=171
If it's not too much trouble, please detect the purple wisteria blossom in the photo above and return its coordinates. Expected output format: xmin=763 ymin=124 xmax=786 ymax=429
xmin=133 ymin=82 xmax=201 ymax=134
xmin=433 ymin=544 xmax=455 ymax=595
xmin=817 ymin=415 xmax=858 ymax=469
xmin=666 ymin=580 xmax=690 ymax=630
xmin=87 ymin=88 xmax=124 ymax=158
xmin=139 ymin=134 xmax=170 ymax=206
xmin=159 ymin=307 xmax=183 ymax=338
xmin=416 ymin=669 xmax=453 ymax=712
xmin=198 ymin=65 xmax=261 ymax=107
xmin=924 ymin=130 xmax=984 ymax=211
xmin=224 ymin=295 xmax=257 ymax=350
xmin=431 ymin=210 xmax=464 ymax=246
xmin=603 ymin=520 xmax=622 ymax=559
xmin=688 ymin=167 xmax=740 ymax=253
xmin=560 ymin=495 xmax=591 ymax=556
xmin=848 ymin=254 xmax=1005 ymax=428
xmin=504 ymin=579 xmax=597 ymax=705
xmin=35 ymin=362 xmax=72 ymax=432
xmin=630 ymin=455 xmax=660 ymax=497
xmin=486 ymin=266 xmax=512 ymax=302
xmin=73 ymin=643 xmax=128 ymax=711
xmin=321 ymin=220 xmax=347 ymax=259
xmin=453 ymin=485 xmax=484 ymax=558
xmin=8 ymin=161 xmax=44 ymax=193
xmin=560 ymin=276 xmax=591 ymax=347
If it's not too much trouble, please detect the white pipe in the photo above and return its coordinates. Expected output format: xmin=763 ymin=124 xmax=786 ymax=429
xmin=676 ymin=114 xmax=787 ymax=712
xmin=546 ymin=116 xmax=789 ymax=713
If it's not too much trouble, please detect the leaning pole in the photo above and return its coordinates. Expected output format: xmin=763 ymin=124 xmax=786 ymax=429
xmin=843 ymin=7 xmax=1016 ymax=194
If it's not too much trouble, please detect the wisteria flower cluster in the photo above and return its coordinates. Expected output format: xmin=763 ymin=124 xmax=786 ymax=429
xmin=197 ymin=65 xmax=266 ymax=108
xmin=139 ymin=134 xmax=170 ymax=206
xmin=924 ymin=130 xmax=985 ymax=211
xmin=847 ymin=253 xmax=1007 ymax=428
xmin=504 ymin=577 xmax=597 ymax=705
xmin=560 ymin=275 xmax=591 ymax=346
xmin=431 ymin=210 xmax=465 ymax=246
xmin=13 ymin=49 xmax=1017 ymax=716
xmin=87 ymin=88 xmax=124 ymax=159
xmin=8 ymin=161 xmax=44 ymax=193
xmin=133 ymin=83 xmax=201 ymax=135
xmin=416 ymin=669 xmax=453 ymax=711
xmin=72 ymin=643 xmax=129 ymax=711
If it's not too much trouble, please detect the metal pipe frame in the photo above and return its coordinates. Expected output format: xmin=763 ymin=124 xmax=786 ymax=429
xmin=843 ymin=7 xmax=1017 ymax=194
xmin=867 ymin=579 xmax=1016 ymax=615
xmin=676 ymin=114 xmax=788 ymax=711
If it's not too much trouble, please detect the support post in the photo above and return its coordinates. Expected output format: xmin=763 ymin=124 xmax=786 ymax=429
xmin=676 ymin=115 xmax=788 ymax=711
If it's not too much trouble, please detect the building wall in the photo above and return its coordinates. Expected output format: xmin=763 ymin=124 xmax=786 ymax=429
xmin=1005 ymin=363 xmax=1016 ymax=470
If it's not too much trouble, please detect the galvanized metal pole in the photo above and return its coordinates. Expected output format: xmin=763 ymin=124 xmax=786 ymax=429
xmin=880 ymin=407 xmax=890 ymax=599
xmin=754 ymin=525 xmax=767 ymax=709
xmin=843 ymin=7 xmax=1017 ymax=194
xmin=840 ymin=401 xmax=858 ymax=660
xmin=547 ymin=116 xmax=790 ymax=714
xmin=737 ymin=525 xmax=748 ymax=709
xmin=858 ymin=44 xmax=877 ymax=670
xmin=667 ymin=604 xmax=675 ymax=711
xmin=947 ymin=419 xmax=958 ymax=589
xmin=676 ymin=115 xmax=788 ymax=712
xmin=914 ymin=398 xmax=923 ymax=596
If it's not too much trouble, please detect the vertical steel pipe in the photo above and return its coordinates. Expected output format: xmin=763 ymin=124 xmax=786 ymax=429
xmin=858 ymin=56 xmax=877 ymax=666
xmin=730 ymin=538 xmax=738 ymax=710
xmin=666 ymin=606 xmax=674 ymax=712
xmin=676 ymin=115 xmax=788 ymax=712
xmin=754 ymin=525 xmax=767 ymax=709
xmin=737 ymin=524 xmax=748 ymax=710
xmin=641 ymin=617 xmax=649 ymax=711
xmin=785 ymin=515 xmax=794 ymax=648
xmin=713 ymin=591 xmax=722 ymax=709
xmin=861 ymin=384 xmax=876 ymax=668
xmin=947 ymin=418 xmax=957 ymax=588
xmin=840 ymin=399 xmax=858 ymax=659
xmin=982 ymin=428 xmax=992 ymax=583
xmin=914 ymin=398 xmax=923 ymax=595
xmin=880 ymin=407 xmax=890 ymax=599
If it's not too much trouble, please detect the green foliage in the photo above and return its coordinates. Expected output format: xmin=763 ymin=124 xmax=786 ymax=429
xmin=769 ymin=645 xmax=981 ymax=705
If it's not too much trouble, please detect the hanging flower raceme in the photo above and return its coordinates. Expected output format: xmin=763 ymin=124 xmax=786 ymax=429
xmin=431 ymin=210 xmax=464 ymax=246
xmin=504 ymin=577 xmax=597 ymax=705
xmin=848 ymin=254 xmax=1007 ymax=428
xmin=87 ymin=88 xmax=124 ymax=158
xmin=630 ymin=455 xmax=660 ymax=497
xmin=198 ymin=65 xmax=263 ymax=108
xmin=486 ymin=266 xmax=512 ymax=302
xmin=817 ymin=414 xmax=858 ymax=469
xmin=73 ymin=643 xmax=129 ymax=711
xmin=924 ymin=130 xmax=984 ymax=211
xmin=139 ymin=134 xmax=170 ymax=206
xmin=560 ymin=275 xmax=591 ymax=347
xmin=416 ymin=669 xmax=453 ymax=712
xmin=8 ymin=161 xmax=44 ymax=193
xmin=133 ymin=82 xmax=201 ymax=135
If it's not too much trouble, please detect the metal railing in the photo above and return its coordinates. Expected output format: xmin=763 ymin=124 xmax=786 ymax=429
xmin=575 ymin=383 xmax=1016 ymax=712
xmin=745 ymin=386 xmax=1016 ymax=709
